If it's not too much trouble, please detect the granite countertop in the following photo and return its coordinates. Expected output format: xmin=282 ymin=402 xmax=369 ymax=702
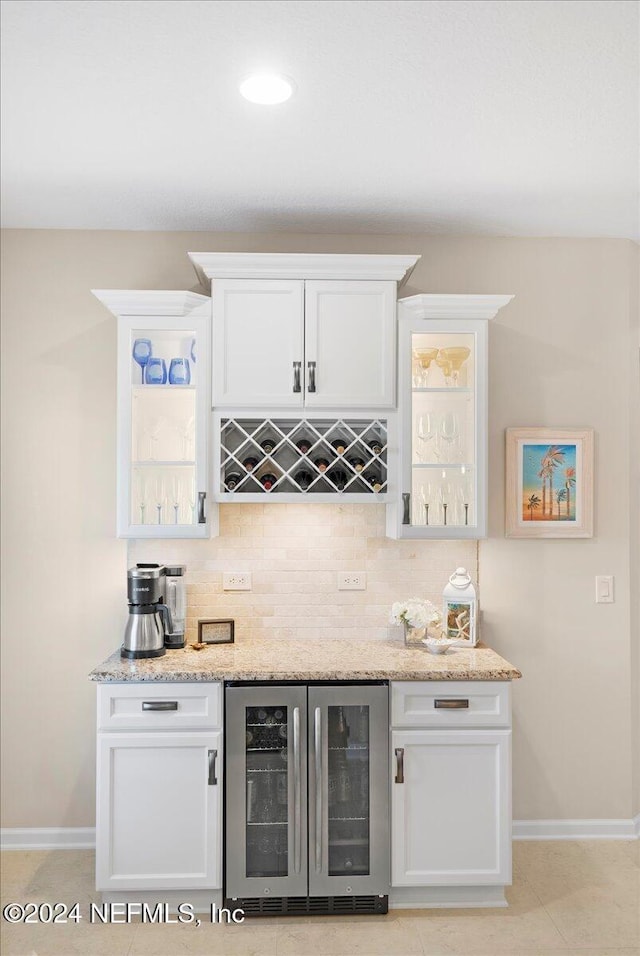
xmin=89 ymin=639 xmax=521 ymax=683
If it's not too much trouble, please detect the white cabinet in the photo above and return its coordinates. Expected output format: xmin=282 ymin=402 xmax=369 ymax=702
xmin=92 ymin=291 xmax=216 ymax=538
xmin=390 ymin=681 xmax=512 ymax=888
xmin=96 ymin=683 xmax=223 ymax=892
xmin=212 ymin=278 xmax=396 ymax=408
xmin=387 ymin=294 xmax=513 ymax=540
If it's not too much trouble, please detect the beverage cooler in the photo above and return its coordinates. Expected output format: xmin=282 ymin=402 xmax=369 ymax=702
xmin=225 ymin=682 xmax=389 ymax=915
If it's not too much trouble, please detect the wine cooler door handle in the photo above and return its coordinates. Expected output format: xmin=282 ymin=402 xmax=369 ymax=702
xmin=402 ymin=493 xmax=411 ymax=525
xmin=293 ymin=706 xmax=301 ymax=874
xmin=395 ymin=747 xmax=405 ymax=784
xmin=314 ymin=706 xmax=322 ymax=872
xmin=307 ymin=361 xmax=317 ymax=393
xmin=197 ymin=492 xmax=206 ymax=524
xmin=292 ymin=361 xmax=302 ymax=393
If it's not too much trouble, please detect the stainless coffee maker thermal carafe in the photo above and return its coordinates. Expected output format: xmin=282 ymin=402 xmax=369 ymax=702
xmin=122 ymin=564 xmax=174 ymax=659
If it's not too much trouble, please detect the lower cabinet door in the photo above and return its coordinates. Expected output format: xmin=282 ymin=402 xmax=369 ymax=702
xmin=96 ymin=731 xmax=222 ymax=891
xmin=391 ymin=730 xmax=511 ymax=886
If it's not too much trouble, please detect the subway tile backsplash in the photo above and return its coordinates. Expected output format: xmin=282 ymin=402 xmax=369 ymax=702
xmin=130 ymin=504 xmax=477 ymax=642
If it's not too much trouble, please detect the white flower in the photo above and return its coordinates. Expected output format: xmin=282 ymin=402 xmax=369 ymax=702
xmin=390 ymin=597 xmax=442 ymax=629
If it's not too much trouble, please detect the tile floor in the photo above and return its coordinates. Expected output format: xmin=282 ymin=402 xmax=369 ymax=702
xmin=0 ymin=841 xmax=638 ymax=956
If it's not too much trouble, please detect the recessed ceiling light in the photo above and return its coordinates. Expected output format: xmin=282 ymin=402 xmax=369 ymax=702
xmin=239 ymin=73 xmax=295 ymax=105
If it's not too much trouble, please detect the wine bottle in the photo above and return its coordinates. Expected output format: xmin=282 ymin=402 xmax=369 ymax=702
xmin=294 ymin=469 xmax=313 ymax=491
xmin=259 ymin=473 xmax=278 ymax=491
xmin=368 ymin=438 xmax=383 ymax=455
xmin=242 ymin=456 xmax=259 ymax=472
xmin=331 ymin=438 xmax=347 ymax=455
xmin=295 ymin=437 xmax=312 ymax=454
xmin=347 ymin=456 xmax=365 ymax=473
xmin=329 ymin=468 xmax=348 ymax=491
xmin=260 ymin=437 xmax=276 ymax=455
xmin=367 ymin=471 xmax=383 ymax=492
xmin=224 ymin=471 xmax=243 ymax=490
xmin=313 ymin=457 xmax=330 ymax=473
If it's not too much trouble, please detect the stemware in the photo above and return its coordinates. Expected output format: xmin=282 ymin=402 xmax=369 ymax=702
xmin=171 ymin=476 xmax=182 ymax=524
xmin=438 ymin=477 xmax=452 ymax=527
xmin=439 ymin=411 xmax=460 ymax=462
xmin=414 ymin=348 xmax=439 ymax=387
xmin=435 ymin=352 xmax=453 ymax=386
xmin=135 ymin=473 xmax=147 ymax=524
xmin=132 ymin=338 xmax=152 ymax=384
xmin=421 ymin=481 xmax=433 ymax=526
xmin=147 ymin=415 xmax=167 ymax=461
xmin=187 ymin=480 xmax=196 ymax=524
xmin=190 ymin=338 xmax=196 ymax=364
xmin=145 ymin=357 xmax=167 ymax=385
xmin=153 ymin=477 xmax=166 ymax=525
xmin=416 ymin=412 xmax=438 ymax=463
xmin=168 ymin=357 xmax=191 ymax=385
xmin=181 ymin=416 xmax=195 ymax=461
xmin=439 ymin=346 xmax=471 ymax=386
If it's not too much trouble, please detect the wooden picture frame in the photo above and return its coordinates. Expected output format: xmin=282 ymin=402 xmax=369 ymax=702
xmin=505 ymin=427 xmax=594 ymax=538
xmin=197 ymin=619 xmax=235 ymax=644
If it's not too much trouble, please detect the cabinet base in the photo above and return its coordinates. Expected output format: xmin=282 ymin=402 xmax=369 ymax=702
xmin=390 ymin=885 xmax=508 ymax=908
xmin=224 ymin=895 xmax=388 ymax=917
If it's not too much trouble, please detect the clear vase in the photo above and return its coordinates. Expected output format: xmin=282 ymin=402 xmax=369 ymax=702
xmin=403 ymin=621 xmax=426 ymax=646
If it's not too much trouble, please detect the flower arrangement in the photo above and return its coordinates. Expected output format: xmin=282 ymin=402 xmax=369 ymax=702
xmin=390 ymin=598 xmax=442 ymax=631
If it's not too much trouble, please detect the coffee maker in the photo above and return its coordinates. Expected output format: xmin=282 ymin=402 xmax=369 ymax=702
xmin=122 ymin=564 xmax=174 ymax=659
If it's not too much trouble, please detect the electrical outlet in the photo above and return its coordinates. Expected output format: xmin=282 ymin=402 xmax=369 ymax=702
xmin=338 ymin=572 xmax=366 ymax=591
xmin=223 ymin=572 xmax=252 ymax=591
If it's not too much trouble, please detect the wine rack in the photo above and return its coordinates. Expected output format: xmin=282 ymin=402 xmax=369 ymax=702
xmin=219 ymin=418 xmax=388 ymax=498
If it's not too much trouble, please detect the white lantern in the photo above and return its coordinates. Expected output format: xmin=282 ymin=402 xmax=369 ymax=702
xmin=443 ymin=568 xmax=477 ymax=646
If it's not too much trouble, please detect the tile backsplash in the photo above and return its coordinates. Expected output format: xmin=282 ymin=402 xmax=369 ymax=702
xmin=130 ymin=503 xmax=477 ymax=642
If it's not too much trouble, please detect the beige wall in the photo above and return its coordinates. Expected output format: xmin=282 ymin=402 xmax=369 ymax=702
xmin=1 ymin=230 xmax=637 ymax=828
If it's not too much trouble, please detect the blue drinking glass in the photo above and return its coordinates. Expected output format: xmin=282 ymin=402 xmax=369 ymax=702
xmin=190 ymin=338 xmax=196 ymax=363
xmin=144 ymin=357 xmax=167 ymax=384
xmin=169 ymin=358 xmax=191 ymax=385
xmin=132 ymin=338 xmax=152 ymax=383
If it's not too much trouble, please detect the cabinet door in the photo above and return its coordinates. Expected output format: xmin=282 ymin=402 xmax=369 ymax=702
xmin=304 ymin=281 xmax=396 ymax=407
xmin=118 ymin=311 xmax=213 ymax=538
xmin=212 ymin=279 xmax=304 ymax=406
xmin=96 ymin=731 xmax=222 ymax=891
xmin=391 ymin=730 xmax=511 ymax=886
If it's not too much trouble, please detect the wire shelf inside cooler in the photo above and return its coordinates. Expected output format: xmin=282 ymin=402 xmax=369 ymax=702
xmin=220 ymin=418 xmax=388 ymax=496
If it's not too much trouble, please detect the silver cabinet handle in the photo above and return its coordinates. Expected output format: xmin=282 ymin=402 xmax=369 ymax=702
xmin=307 ymin=361 xmax=316 ymax=393
xmin=402 ymin=493 xmax=411 ymax=525
xmin=293 ymin=707 xmax=301 ymax=874
xmin=292 ymin=361 xmax=302 ymax=393
xmin=314 ymin=706 xmax=322 ymax=872
xmin=395 ymin=747 xmax=404 ymax=784
xmin=197 ymin=492 xmax=206 ymax=524
xmin=142 ymin=701 xmax=178 ymax=711
xmin=208 ymin=749 xmax=218 ymax=785
xmin=434 ymin=699 xmax=470 ymax=709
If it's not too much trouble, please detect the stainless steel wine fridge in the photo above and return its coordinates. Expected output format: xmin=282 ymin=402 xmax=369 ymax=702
xmin=225 ymin=682 xmax=389 ymax=916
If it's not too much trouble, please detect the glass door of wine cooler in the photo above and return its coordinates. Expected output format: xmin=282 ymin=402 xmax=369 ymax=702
xmin=308 ymin=684 xmax=389 ymax=897
xmin=226 ymin=685 xmax=308 ymax=899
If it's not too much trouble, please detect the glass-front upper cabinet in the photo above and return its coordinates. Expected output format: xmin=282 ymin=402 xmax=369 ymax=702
xmin=387 ymin=294 xmax=513 ymax=539
xmin=93 ymin=290 xmax=215 ymax=538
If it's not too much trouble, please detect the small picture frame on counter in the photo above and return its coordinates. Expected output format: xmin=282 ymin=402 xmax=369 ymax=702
xmin=197 ymin=619 xmax=235 ymax=644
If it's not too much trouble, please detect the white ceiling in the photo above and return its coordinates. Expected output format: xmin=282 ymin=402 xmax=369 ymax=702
xmin=1 ymin=0 xmax=638 ymax=237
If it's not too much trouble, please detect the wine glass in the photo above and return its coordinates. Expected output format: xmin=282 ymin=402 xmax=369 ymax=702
xmin=439 ymin=346 xmax=471 ymax=386
xmin=420 ymin=481 xmax=433 ymax=526
xmin=438 ymin=476 xmax=452 ymax=527
xmin=182 ymin=416 xmax=195 ymax=461
xmin=439 ymin=411 xmax=460 ymax=462
xmin=187 ymin=479 xmax=196 ymax=524
xmin=135 ymin=472 xmax=147 ymax=524
xmin=170 ymin=476 xmax=182 ymax=524
xmin=132 ymin=339 xmax=152 ymax=384
xmin=168 ymin=357 xmax=191 ymax=385
xmin=144 ymin=357 xmax=167 ymax=385
xmin=153 ymin=476 xmax=166 ymax=525
xmin=416 ymin=412 xmax=437 ymax=463
xmin=147 ymin=415 xmax=167 ymax=461
xmin=435 ymin=352 xmax=453 ymax=386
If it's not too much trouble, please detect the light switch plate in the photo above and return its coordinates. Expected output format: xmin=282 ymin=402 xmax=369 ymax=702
xmin=338 ymin=572 xmax=366 ymax=591
xmin=595 ymin=575 xmax=614 ymax=603
xmin=223 ymin=572 xmax=252 ymax=591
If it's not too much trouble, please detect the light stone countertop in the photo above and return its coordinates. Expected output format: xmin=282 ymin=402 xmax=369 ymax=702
xmin=89 ymin=638 xmax=521 ymax=682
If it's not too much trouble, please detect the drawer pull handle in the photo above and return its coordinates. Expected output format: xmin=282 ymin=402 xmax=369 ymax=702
xmin=142 ymin=701 xmax=178 ymax=712
xmin=434 ymin=699 xmax=469 ymax=709
xmin=208 ymin=749 xmax=218 ymax=786
xmin=394 ymin=747 xmax=404 ymax=784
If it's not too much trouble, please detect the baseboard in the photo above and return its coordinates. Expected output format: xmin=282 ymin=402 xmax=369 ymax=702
xmin=513 ymin=815 xmax=640 ymax=840
xmin=2 ymin=817 xmax=638 ymax=851
xmin=390 ymin=885 xmax=507 ymax=909
xmin=0 ymin=827 xmax=96 ymax=850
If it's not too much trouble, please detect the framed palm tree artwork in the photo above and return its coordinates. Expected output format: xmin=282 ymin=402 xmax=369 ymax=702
xmin=505 ymin=427 xmax=594 ymax=538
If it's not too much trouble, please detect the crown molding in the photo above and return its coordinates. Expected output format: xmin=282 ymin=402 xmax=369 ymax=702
xmin=188 ymin=253 xmax=420 ymax=287
xmin=92 ymin=290 xmax=210 ymax=317
xmin=398 ymin=293 xmax=514 ymax=320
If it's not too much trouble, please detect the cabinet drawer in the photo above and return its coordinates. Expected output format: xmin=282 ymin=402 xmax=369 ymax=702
xmin=391 ymin=681 xmax=510 ymax=729
xmin=97 ymin=682 xmax=222 ymax=732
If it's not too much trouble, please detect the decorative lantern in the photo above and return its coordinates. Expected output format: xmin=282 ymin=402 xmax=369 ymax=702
xmin=443 ymin=568 xmax=477 ymax=646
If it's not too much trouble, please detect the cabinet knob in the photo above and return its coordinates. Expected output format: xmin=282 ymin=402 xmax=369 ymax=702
xmin=307 ymin=361 xmax=316 ymax=393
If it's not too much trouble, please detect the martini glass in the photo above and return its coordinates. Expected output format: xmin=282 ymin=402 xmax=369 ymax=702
xmin=414 ymin=348 xmax=439 ymax=386
xmin=132 ymin=339 xmax=152 ymax=384
xmin=439 ymin=346 xmax=471 ymax=386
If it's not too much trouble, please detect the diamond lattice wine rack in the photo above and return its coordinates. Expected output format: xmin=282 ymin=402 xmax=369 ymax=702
xmin=218 ymin=419 xmax=388 ymax=500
